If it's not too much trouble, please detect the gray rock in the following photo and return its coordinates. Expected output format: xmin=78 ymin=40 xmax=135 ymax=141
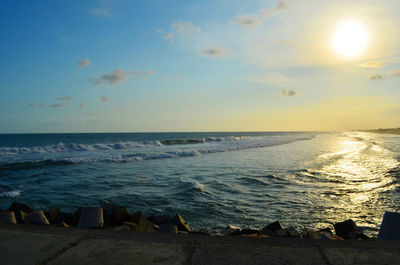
xmin=136 ymin=216 xmax=156 ymax=232
xmin=334 ymin=219 xmax=358 ymax=239
xmin=24 ymin=211 xmax=50 ymax=225
xmin=170 ymin=214 xmax=190 ymax=232
xmin=158 ymin=224 xmax=178 ymax=234
xmin=153 ymin=215 xmax=170 ymax=225
xmin=77 ymin=207 xmax=104 ymax=229
xmin=0 ymin=211 xmax=17 ymax=224
xmin=9 ymin=203 xmax=33 ymax=223
xmin=260 ymin=227 xmax=278 ymax=237
xmin=263 ymin=221 xmax=283 ymax=232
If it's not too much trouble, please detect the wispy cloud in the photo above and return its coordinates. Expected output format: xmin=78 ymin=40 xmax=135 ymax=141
xmin=200 ymin=47 xmax=227 ymax=57
xmin=275 ymin=0 xmax=289 ymax=10
xmin=391 ymin=70 xmax=400 ymax=76
xmin=101 ymin=96 xmax=111 ymax=102
xmin=91 ymin=69 xmax=153 ymax=85
xmin=79 ymin=104 xmax=85 ymax=109
xmin=77 ymin=58 xmax=91 ymax=69
xmin=57 ymin=96 xmax=73 ymax=101
xmin=234 ymin=16 xmax=261 ymax=28
xmin=160 ymin=21 xmax=200 ymax=42
xmin=369 ymin=74 xmax=385 ymax=81
xmin=91 ymin=7 xmax=112 ymax=17
xmin=50 ymin=103 xmax=67 ymax=108
xmin=359 ymin=62 xmax=384 ymax=69
xmin=30 ymin=104 xmax=37 ymax=108
xmin=281 ymin=88 xmax=297 ymax=96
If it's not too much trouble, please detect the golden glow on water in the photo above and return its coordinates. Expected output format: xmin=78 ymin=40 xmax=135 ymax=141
xmin=306 ymin=133 xmax=400 ymax=232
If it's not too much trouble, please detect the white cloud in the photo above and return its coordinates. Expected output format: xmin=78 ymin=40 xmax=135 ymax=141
xmin=77 ymin=58 xmax=91 ymax=69
xmin=163 ymin=33 xmax=174 ymax=42
xmin=200 ymin=47 xmax=227 ymax=57
xmin=101 ymin=96 xmax=111 ymax=102
xmin=281 ymin=88 xmax=297 ymax=96
xmin=91 ymin=69 xmax=153 ymax=85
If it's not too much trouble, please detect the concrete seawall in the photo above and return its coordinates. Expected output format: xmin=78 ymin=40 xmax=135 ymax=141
xmin=1 ymin=223 xmax=400 ymax=265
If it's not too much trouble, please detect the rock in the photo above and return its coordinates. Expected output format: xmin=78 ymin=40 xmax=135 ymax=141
xmin=307 ymin=230 xmax=324 ymax=239
xmin=136 ymin=216 xmax=156 ymax=232
xmin=123 ymin=221 xmax=138 ymax=231
xmin=77 ymin=207 xmax=104 ymax=229
xmin=320 ymin=233 xmax=343 ymax=240
xmin=170 ymin=214 xmax=190 ymax=232
xmin=24 ymin=211 xmax=50 ymax=225
xmin=158 ymin=224 xmax=178 ymax=234
xmin=9 ymin=203 xmax=33 ymax=223
xmin=64 ymin=208 xmax=82 ymax=227
xmin=44 ymin=208 xmax=62 ymax=224
xmin=319 ymin=227 xmax=333 ymax=234
xmin=103 ymin=204 xmax=130 ymax=227
xmin=276 ymin=229 xmax=288 ymax=237
xmin=240 ymin=233 xmax=268 ymax=238
xmin=334 ymin=219 xmax=358 ymax=239
xmin=347 ymin=230 xmax=370 ymax=240
xmin=153 ymin=215 xmax=170 ymax=225
xmin=130 ymin=211 xmax=144 ymax=224
xmin=113 ymin=225 xmax=130 ymax=231
xmin=259 ymin=227 xmax=278 ymax=237
xmin=210 ymin=233 xmax=224 ymax=236
xmin=263 ymin=221 xmax=283 ymax=232
xmin=9 ymin=202 xmax=33 ymax=214
xmin=189 ymin=231 xmax=210 ymax=236
xmin=225 ymin=224 xmax=240 ymax=235
xmin=230 ymin=228 xmax=259 ymax=236
xmin=0 ymin=211 xmax=17 ymax=224
xmin=286 ymin=228 xmax=301 ymax=238
xmin=53 ymin=222 xmax=71 ymax=228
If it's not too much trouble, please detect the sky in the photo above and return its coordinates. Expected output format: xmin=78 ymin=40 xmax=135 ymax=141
xmin=0 ymin=0 xmax=399 ymax=133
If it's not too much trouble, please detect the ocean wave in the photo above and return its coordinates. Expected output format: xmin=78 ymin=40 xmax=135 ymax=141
xmin=0 ymin=136 xmax=247 ymax=156
xmin=0 ymin=190 xmax=22 ymax=198
xmin=0 ymin=134 xmax=316 ymax=168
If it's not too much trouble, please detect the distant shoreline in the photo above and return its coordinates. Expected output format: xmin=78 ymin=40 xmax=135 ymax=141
xmin=363 ymin=128 xmax=400 ymax=135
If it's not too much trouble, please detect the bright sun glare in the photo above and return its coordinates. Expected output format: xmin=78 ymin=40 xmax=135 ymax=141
xmin=331 ymin=19 xmax=369 ymax=58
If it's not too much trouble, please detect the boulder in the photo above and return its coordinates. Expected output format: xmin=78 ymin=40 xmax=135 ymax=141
xmin=319 ymin=227 xmax=333 ymax=234
xmin=24 ymin=211 xmax=50 ymax=225
xmin=113 ymin=225 xmax=130 ymax=231
xmin=153 ymin=215 xmax=170 ymax=225
xmin=286 ymin=228 xmax=301 ymax=238
xmin=130 ymin=211 xmax=144 ymax=224
xmin=53 ymin=222 xmax=71 ymax=228
xmin=259 ymin=227 xmax=278 ymax=237
xmin=230 ymin=228 xmax=259 ymax=236
xmin=9 ymin=202 xmax=33 ymax=214
xmin=263 ymin=221 xmax=283 ymax=232
xmin=123 ymin=221 xmax=138 ymax=231
xmin=276 ymin=229 xmax=288 ymax=237
xmin=136 ymin=216 xmax=156 ymax=232
xmin=158 ymin=224 xmax=178 ymax=234
xmin=44 ymin=208 xmax=62 ymax=224
xmin=307 ymin=230 xmax=324 ymax=239
xmin=334 ymin=219 xmax=358 ymax=239
xmin=103 ymin=204 xmax=130 ymax=226
xmin=320 ymin=233 xmax=343 ymax=240
xmin=64 ymin=208 xmax=82 ymax=227
xmin=170 ymin=214 xmax=190 ymax=232
xmin=9 ymin=203 xmax=33 ymax=224
xmin=225 ymin=224 xmax=240 ymax=235
xmin=0 ymin=211 xmax=17 ymax=224
xmin=240 ymin=233 xmax=268 ymax=238
xmin=77 ymin=207 xmax=104 ymax=229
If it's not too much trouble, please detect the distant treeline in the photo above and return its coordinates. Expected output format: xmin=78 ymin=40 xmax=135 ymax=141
xmin=363 ymin=128 xmax=400 ymax=135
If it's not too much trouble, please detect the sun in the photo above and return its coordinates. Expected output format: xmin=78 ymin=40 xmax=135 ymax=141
xmin=331 ymin=19 xmax=369 ymax=58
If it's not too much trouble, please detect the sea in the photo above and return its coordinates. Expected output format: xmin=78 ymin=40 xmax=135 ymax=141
xmin=1 ymin=131 xmax=399 ymax=236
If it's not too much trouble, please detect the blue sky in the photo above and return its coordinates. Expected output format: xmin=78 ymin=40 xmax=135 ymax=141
xmin=1 ymin=0 xmax=399 ymax=133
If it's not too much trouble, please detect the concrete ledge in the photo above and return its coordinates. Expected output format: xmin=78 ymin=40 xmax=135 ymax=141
xmin=1 ymin=224 xmax=400 ymax=265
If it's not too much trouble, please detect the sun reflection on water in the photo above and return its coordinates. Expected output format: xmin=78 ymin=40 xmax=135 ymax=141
xmin=304 ymin=133 xmax=400 ymax=234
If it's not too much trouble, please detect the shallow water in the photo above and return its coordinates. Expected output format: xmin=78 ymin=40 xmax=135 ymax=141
xmin=1 ymin=131 xmax=399 ymax=236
